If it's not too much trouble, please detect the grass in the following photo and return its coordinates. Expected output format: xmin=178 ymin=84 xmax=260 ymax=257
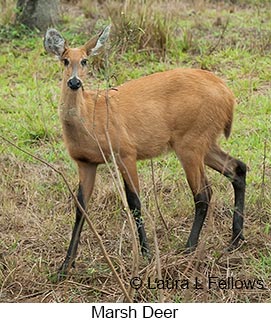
xmin=0 ymin=0 xmax=271 ymax=302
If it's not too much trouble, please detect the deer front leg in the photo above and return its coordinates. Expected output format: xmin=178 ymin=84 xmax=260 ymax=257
xmin=57 ymin=162 xmax=97 ymax=281
xmin=118 ymin=156 xmax=151 ymax=261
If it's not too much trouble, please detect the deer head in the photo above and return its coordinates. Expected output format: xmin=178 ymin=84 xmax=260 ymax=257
xmin=44 ymin=25 xmax=111 ymax=90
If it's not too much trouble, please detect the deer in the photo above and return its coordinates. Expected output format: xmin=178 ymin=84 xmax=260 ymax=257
xmin=44 ymin=26 xmax=246 ymax=280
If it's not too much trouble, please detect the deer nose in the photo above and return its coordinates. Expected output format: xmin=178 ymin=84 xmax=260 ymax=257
xmin=67 ymin=77 xmax=82 ymax=90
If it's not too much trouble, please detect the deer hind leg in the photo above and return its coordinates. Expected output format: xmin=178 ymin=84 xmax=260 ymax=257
xmin=205 ymin=144 xmax=246 ymax=250
xmin=58 ymin=161 xmax=97 ymax=281
xmin=175 ymin=147 xmax=213 ymax=252
xmin=118 ymin=156 xmax=151 ymax=260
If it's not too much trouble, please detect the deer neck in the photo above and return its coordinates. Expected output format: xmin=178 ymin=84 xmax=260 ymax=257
xmin=59 ymin=81 xmax=90 ymax=121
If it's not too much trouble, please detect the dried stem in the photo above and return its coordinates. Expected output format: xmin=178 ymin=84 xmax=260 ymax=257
xmin=261 ymin=138 xmax=267 ymax=203
xmin=207 ymin=17 xmax=229 ymax=56
xmin=104 ymin=128 xmax=139 ymax=301
xmin=150 ymin=159 xmax=169 ymax=230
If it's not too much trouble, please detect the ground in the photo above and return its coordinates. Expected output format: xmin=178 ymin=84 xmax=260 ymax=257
xmin=0 ymin=0 xmax=271 ymax=302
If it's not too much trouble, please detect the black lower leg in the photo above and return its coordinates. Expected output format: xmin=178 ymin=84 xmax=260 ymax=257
xmin=185 ymin=186 xmax=212 ymax=252
xmin=124 ymin=181 xmax=151 ymax=260
xmin=229 ymin=160 xmax=246 ymax=248
xmin=58 ymin=184 xmax=85 ymax=280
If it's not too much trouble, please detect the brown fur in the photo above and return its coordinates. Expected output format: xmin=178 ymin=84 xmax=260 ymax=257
xmin=59 ymin=46 xmax=235 ymax=195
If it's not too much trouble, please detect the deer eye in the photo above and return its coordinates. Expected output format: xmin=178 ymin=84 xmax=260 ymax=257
xmin=62 ymin=58 xmax=69 ymax=66
xmin=81 ymin=59 xmax=88 ymax=67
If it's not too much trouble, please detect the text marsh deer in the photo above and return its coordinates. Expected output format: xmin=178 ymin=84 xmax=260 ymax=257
xmin=44 ymin=26 xmax=246 ymax=280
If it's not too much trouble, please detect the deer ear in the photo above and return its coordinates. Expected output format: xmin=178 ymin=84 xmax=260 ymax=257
xmin=44 ymin=28 xmax=67 ymax=58
xmin=83 ymin=25 xmax=111 ymax=56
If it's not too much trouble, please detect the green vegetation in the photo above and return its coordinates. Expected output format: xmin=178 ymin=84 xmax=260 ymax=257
xmin=0 ymin=0 xmax=270 ymax=302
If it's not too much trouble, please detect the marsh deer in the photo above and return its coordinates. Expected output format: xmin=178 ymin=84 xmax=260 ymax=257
xmin=44 ymin=26 xmax=246 ymax=280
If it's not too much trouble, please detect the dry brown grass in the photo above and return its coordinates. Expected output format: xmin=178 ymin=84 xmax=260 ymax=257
xmin=0 ymin=152 xmax=270 ymax=302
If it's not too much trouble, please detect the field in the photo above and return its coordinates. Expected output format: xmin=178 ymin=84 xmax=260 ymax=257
xmin=0 ymin=0 xmax=271 ymax=303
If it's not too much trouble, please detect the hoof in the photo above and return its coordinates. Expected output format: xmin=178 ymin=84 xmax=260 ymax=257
xmin=56 ymin=270 xmax=68 ymax=282
xmin=142 ymin=247 xmax=153 ymax=263
xmin=48 ymin=269 xmax=68 ymax=284
xmin=184 ymin=244 xmax=197 ymax=254
xmin=227 ymin=234 xmax=245 ymax=252
xmin=56 ymin=261 xmax=72 ymax=282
